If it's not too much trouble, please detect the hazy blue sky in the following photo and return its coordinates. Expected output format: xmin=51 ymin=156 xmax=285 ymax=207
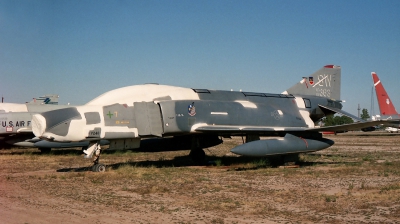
xmin=1 ymin=0 xmax=399 ymax=116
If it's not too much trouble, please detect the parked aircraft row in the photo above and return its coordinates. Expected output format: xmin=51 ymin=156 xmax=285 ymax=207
xmin=1 ymin=65 xmax=398 ymax=172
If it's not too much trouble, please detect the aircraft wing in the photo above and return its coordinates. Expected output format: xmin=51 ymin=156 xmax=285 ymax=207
xmin=194 ymin=124 xmax=307 ymax=134
xmin=194 ymin=120 xmax=398 ymax=134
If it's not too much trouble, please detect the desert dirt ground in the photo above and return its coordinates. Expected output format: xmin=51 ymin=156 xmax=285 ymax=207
xmin=1 ymin=132 xmax=400 ymax=224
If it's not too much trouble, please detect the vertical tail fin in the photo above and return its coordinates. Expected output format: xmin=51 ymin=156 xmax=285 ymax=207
xmin=283 ymin=65 xmax=341 ymax=101
xmin=27 ymin=94 xmax=59 ymax=105
xmin=372 ymin=72 xmax=398 ymax=116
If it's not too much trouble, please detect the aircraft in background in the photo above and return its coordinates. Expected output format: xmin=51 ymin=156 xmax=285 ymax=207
xmin=371 ymin=72 xmax=400 ymax=132
xmin=1 ymin=94 xmax=59 ymax=112
xmin=27 ymin=94 xmax=60 ymax=105
xmin=1 ymin=94 xmax=112 ymax=152
xmin=0 ymin=94 xmax=70 ymax=151
xmin=385 ymin=127 xmax=399 ymax=133
xmin=32 ymin=65 xmax=395 ymax=172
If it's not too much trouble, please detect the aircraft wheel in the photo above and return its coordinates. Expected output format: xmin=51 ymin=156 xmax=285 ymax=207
xmin=91 ymin=164 xmax=98 ymax=172
xmin=92 ymin=163 xmax=106 ymax=172
xmin=39 ymin=148 xmax=51 ymax=154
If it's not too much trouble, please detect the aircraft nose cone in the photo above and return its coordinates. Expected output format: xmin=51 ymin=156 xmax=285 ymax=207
xmin=32 ymin=114 xmax=47 ymax=137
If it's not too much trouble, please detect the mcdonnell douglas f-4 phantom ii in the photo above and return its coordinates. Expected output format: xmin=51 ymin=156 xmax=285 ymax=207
xmin=31 ymin=65 xmax=396 ymax=172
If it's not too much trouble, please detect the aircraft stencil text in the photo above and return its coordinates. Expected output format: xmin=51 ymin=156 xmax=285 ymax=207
xmin=2 ymin=121 xmax=30 ymax=127
xmin=313 ymin=74 xmax=332 ymax=87
xmin=315 ymin=88 xmax=331 ymax=98
xmin=89 ymin=131 xmax=100 ymax=136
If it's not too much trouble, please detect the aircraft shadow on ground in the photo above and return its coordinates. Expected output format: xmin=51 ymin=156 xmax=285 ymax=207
xmin=299 ymin=152 xmax=362 ymax=167
xmin=3 ymin=136 xmax=220 ymax=155
xmin=4 ymin=143 xmax=194 ymax=156
xmin=56 ymin=154 xmax=357 ymax=172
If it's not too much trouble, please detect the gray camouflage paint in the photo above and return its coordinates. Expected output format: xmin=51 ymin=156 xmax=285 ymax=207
xmin=92 ymin=90 xmax=343 ymax=137
xmin=34 ymin=65 xmax=347 ymax=141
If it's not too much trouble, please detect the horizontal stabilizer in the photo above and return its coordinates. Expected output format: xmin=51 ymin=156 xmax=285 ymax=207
xmin=310 ymin=119 xmax=399 ymax=132
xmin=318 ymin=105 xmax=363 ymax=122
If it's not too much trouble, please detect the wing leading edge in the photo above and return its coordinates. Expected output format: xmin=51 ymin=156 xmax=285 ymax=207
xmin=193 ymin=120 xmax=398 ymax=134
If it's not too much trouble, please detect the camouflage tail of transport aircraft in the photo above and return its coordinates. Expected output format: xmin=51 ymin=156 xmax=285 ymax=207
xmin=27 ymin=94 xmax=60 ymax=105
xmin=32 ymin=65 xmax=397 ymax=172
xmin=371 ymin=72 xmax=400 ymax=131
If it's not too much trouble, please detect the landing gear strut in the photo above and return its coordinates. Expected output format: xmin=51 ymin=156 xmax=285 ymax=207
xmin=189 ymin=137 xmax=206 ymax=165
xmin=83 ymin=142 xmax=106 ymax=172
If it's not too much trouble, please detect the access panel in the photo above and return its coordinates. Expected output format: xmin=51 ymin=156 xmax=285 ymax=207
xmin=133 ymin=102 xmax=163 ymax=137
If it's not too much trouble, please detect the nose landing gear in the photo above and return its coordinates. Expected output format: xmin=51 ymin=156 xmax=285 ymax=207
xmin=83 ymin=142 xmax=106 ymax=172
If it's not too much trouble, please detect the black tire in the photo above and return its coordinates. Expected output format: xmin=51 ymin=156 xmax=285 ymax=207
xmin=93 ymin=163 xmax=106 ymax=172
xmin=91 ymin=164 xmax=98 ymax=172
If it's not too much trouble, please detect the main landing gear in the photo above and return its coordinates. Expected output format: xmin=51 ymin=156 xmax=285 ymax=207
xmin=189 ymin=136 xmax=206 ymax=165
xmin=83 ymin=142 xmax=106 ymax=172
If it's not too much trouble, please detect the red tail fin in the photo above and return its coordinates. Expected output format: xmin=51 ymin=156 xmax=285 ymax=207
xmin=372 ymin=72 xmax=398 ymax=116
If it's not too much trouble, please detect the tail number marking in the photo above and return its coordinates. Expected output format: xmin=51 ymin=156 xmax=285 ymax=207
xmin=313 ymin=74 xmax=333 ymax=97
xmin=315 ymin=88 xmax=331 ymax=97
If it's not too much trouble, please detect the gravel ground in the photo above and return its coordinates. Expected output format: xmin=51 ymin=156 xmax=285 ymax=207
xmin=0 ymin=132 xmax=399 ymax=224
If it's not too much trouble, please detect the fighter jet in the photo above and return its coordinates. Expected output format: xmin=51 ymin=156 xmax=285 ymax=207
xmin=371 ymin=72 xmax=400 ymax=131
xmin=32 ymin=65 xmax=395 ymax=171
